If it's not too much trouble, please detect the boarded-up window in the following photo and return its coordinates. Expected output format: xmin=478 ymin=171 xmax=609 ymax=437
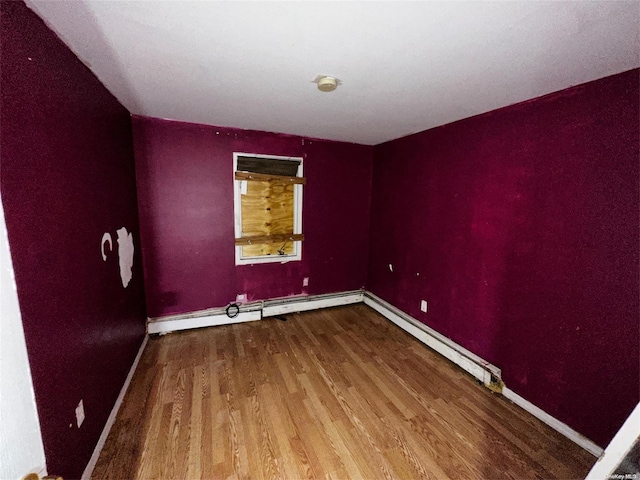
xmin=233 ymin=153 xmax=304 ymax=265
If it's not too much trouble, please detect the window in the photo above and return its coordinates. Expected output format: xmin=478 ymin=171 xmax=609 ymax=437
xmin=233 ymin=153 xmax=304 ymax=265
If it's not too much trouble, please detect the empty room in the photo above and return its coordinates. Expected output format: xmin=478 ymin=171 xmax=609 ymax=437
xmin=1 ymin=1 xmax=638 ymax=479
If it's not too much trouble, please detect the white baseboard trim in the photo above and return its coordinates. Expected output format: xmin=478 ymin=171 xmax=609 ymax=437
xmin=81 ymin=334 xmax=148 ymax=480
xmin=363 ymin=292 xmax=502 ymax=389
xmin=147 ymin=290 xmax=365 ymax=335
xmin=502 ymin=387 xmax=604 ymax=457
xmin=363 ymin=291 xmax=603 ymax=457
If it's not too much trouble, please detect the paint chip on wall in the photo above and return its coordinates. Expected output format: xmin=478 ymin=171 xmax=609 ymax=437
xmin=101 ymin=233 xmax=112 ymax=261
xmin=101 ymin=228 xmax=135 ymax=287
xmin=116 ymin=227 xmax=134 ymax=288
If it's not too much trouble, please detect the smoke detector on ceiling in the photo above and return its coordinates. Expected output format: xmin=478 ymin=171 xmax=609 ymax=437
xmin=313 ymin=75 xmax=341 ymax=92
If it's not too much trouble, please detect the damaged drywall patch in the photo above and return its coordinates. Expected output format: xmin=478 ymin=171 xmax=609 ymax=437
xmin=116 ymin=227 xmax=134 ymax=288
xmin=100 ymin=228 xmax=134 ymax=288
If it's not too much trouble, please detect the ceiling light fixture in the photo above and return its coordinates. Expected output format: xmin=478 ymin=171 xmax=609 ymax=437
xmin=313 ymin=75 xmax=340 ymax=92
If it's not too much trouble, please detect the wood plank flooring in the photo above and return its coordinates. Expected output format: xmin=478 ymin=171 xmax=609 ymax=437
xmin=92 ymin=304 xmax=595 ymax=479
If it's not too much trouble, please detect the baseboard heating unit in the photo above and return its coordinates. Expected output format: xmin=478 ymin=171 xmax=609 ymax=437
xmin=147 ymin=290 xmax=364 ymax=335
xmin=363 ymin=291 xmax=504 ymax=392
xmin=363 ymin=291 xmax=603 ymax=457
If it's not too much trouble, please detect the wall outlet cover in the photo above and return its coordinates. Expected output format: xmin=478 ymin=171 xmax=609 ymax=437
xmin=303 ymin=277 xmax=309 ymax=287
xmin=420 ymin=300 xmax=428 ymax=313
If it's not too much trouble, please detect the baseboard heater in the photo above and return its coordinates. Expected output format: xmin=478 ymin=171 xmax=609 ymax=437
xmin=363 ymin=291 xmax=603 ymax=457
xmin=147 ymin=289 xmax=501 ymax=391
xmin=363 ymin=291 xmax=504 ymax=392
xmin=147 ymin=290 xmax=364 ymax=335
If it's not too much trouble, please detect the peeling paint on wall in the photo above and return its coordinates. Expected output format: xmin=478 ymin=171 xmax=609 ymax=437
xmin=100 ymin=233 xmax=112 ymax=261
xmin=116 ymin=228 xmax=134 ymax=288
xmin=101 ymin=228 xmax=135 ymax=288
xmin=1 ymin=3 xmax=147 ymax=476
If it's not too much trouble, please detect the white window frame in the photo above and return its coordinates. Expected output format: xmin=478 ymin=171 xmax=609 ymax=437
xmin=233 ymin=152 xmax=303 ymax=265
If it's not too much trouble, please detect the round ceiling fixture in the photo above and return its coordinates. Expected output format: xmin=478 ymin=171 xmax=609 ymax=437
xmin=314 ymin=75 xmax=340 ymax=92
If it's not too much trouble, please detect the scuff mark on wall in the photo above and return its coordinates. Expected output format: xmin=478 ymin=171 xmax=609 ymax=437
xmin=116 ymin=227 xmax=134 ymax=288
xmin=101 ymin=233 xmax=112 ymax=261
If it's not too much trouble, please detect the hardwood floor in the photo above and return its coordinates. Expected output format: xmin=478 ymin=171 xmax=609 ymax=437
xmin=92 ymin=304 xmax=595 ymax=479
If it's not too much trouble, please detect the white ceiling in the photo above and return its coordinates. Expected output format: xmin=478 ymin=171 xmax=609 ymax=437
xmin=26 ymin=1 xmax=639 ymax=146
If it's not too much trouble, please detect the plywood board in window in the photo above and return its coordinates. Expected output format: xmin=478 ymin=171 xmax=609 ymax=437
xmin=241 ymin=181 xmax=295 ymax=257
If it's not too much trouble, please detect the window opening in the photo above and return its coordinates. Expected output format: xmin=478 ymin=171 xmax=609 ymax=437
xmin=233 ymin=153 xmax=304 ymax=265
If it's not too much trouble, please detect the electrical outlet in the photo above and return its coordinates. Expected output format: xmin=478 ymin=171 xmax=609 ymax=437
xmin=75 ymin=400 xmax=85 ymax=428
xmin=420 ymin=300 xmax=428 ymax=313
xmin=302 ymin=277 xmax=309 ymax=287
xmin=236 ymin=293 xmax=246 ymax=303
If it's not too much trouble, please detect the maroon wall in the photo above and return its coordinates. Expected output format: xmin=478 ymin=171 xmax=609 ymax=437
xmin=367 ymin=69 xmax=639 ymax=447
xmin=1 ymin=2 xmax=146 ymax=477
xmin=132 ymin=116 xmax=372 ymax=318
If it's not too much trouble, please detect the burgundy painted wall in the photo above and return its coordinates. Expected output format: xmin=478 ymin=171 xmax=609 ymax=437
xmin=132 ymin=116 xmax=372 ymax=318
xmin=1 ymin=2 xmax=146 ymax=477
xmin=367 ymin=69 xmax=639 ymax=447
